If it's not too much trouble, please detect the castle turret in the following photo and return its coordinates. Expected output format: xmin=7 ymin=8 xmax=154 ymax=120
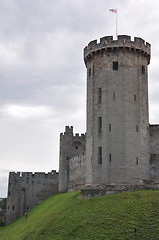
xmin=84 ymin=35 xmax=151 ymax=186
xmin=58 ymin=126 xmax=86 ymax=192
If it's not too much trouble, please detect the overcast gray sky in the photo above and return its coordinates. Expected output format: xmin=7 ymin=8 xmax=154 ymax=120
xmin=0 ymin=0 xmax=159 ymax=197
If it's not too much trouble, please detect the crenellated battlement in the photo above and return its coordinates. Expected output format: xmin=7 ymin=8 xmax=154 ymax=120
xmin=9 ymin=171 xmax=58 ymax=181
xmin=84 ymin=35 xmax=151 ymax=64
xmin=60 ymin=126 xmax=85 ymax=140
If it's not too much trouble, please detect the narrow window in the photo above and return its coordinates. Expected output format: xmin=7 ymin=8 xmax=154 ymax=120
xmin=8 ymin=191 xmax=10 ymax=196
xmin=136 ymin=157 xmax=138 ymax=165
xmin=98 ymin=147 xmax=102 ymax=164
xmin=89 ymin=68 xmax=91 ymax=78
xmin=113 ymin=61 xmax=118 ymax=70
xmin=12 ymin=206 xmax=15 ymax=210
xmin=98 ymin=117 xmax=102 ymax=134
xmin=134 ymin=95 xmax=136 ymax=101
xmin=75 ymin=146 xmax=78 ymax=149
xmin=136 ymin=125 xmax=138 ymax=132
xmin=109 ymin=124 xmax=111 ymax=132
xmin=113 ymin=92 xmax=116 ymax=101
xmin=92 ymin=65 xmax=95 ymax=78
xmin=98 ymin=88 xmax=102 ymax=104
xmin=109 ymin=154 xmax=112 ymax=162
xmin=142 ymin=65 xmax=145 ymax=75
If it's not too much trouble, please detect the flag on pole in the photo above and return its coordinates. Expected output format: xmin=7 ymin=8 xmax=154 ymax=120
xmin=109 ymin=9 xmax=117 ymax=13
xmin=109 ymin=9 xmax=118 ymax=39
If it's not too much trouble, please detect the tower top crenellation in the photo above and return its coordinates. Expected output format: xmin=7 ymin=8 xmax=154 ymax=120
xmin=84 ymin=35 xmax=151 ymax=62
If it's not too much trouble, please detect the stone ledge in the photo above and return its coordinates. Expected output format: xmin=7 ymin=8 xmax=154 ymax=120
xmin=81 ymin=183 xmax=159 ymax=197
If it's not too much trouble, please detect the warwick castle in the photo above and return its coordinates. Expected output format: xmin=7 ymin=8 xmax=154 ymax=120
xmin=5 ymin=34 xmax=159 ymax=224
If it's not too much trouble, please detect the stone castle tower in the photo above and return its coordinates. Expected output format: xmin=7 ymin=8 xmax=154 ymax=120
xmin=84 ymin=35 xmax=151 ymax=186
xmin=59 ymin=126 xmax=86 ymax=192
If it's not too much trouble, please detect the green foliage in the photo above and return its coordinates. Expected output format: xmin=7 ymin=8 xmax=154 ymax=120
xmin=0 ymin=190 xmax=159 ymax=239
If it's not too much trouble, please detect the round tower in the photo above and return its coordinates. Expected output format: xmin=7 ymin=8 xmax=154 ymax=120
xmin=84 ymin=35 xmax=151 ymax=186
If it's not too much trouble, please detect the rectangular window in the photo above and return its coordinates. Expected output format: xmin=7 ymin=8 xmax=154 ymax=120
xmin=113 ymin=92 xmax=116 ymax=101
xmin=92 ymin=65 xmax=95 ymax=78
xmin=136 ymin=125 xmax=138 ymax=132
xmin=142 ymin=65 xmax=145 ymax=75
xmin=136 ymin=157 xmax=138 ymax=165
xmin=134 ymin=95 xmax=136 ymax=101
xmin=98 ymin=88 xmax=102 ymax=104
xmin=109 ymin=154 xmax=112 ymax=162
xmin=89 ymin=68 xmax=91 ymax=78
xmin=109 ymin=124 xmax=111 ymax=132
xmin=98 ymin=147 xmax=102 ymax=164
xmin=98 ymin=117 xmax=102 ymax=134
xmin=113 ymin=61 xmax=118 ymax=70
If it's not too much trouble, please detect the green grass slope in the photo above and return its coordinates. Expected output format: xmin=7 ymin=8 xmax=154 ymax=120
xmin=0 ymin=190 xmax=159 ymax=240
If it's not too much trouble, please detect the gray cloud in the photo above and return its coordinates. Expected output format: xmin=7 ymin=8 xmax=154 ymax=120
xmin=0 ymin=0 xmax=159 ymax=197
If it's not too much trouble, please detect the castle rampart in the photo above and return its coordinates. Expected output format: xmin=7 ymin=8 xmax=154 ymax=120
xmin=84 ymin=35 xmax=150 ymax=64
xmin=6 ymin=170 xmax=58 ymax=225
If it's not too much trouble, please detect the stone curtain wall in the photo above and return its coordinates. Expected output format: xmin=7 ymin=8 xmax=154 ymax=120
xmin=150 ymin=125 xmax=159 ymax=182
xmin=6 ymin=171 xmax=58 ymax=225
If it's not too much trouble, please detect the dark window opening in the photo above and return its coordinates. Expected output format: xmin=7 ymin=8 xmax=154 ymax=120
xmin=9 ymin=182 xmax=11 ymax=187
xmin=8 ymin=191 xmax=10 ymax=196
xmin=67 ymin=156 xmax=69 ymax=160
xmin=113 ymin=61 xmax=118 ymax=70
xmin=142 ymin=65 xmax=145 ymax=75
xmin=113 ymin=92 xmax=116 ymax=101
xmin=75 ymin=146 xmax=78 ymax=149
xmin=134 ymin=95 xmax=136 ymax=101
xmin=12 ymin=206 xmax=15 ymax=210
xmin=98 ymin=88 xmax=102 ymax=104
xmin=92 ymin=65 xmax=95 ymax=78
xmin=109 ymin=124 xmax=112 ymax=132
xmin=109 ymin=154 xmax=112 ymax=162
xmin=136 ymin=125 xmax=138 ymax=132
xmin=89 ymin=68 xmax=91 ymax=78
xmin=98 ymin=147 xmax=102 ymax=164
xmin=27 ymin=207 xmax=29 ymax=210
xmin=98 ymin=117 xmax=102 ymax=134
xmin=136 ymin=157 xmax=138 ymax=165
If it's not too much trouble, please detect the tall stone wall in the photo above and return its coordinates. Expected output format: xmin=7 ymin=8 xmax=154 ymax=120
xmin=68 ymin=155 xmax=86 ymax=191
xmin=5 ymin=171 xmax=58 ymax=225
xmin=150 ymin=125 xmax=159 ymax=182
xmin=59 ymin=126 xmax=86 ymax=192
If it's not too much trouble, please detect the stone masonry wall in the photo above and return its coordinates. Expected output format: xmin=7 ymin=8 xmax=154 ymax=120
xmin=6 ymin=171 xmax=58 ymax=225
xmin=150 ymin=125 xmax=159 ymax=182
xmin=68 ymin=155 xmax=86 ymax=191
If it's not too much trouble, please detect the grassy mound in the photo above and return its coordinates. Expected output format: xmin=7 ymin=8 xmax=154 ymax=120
xmin=0 ymin=190 xmax=159 ymax=240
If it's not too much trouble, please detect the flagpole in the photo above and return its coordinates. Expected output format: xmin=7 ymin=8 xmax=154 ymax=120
xmin=116 ymin=9 xmax=118 ymax=39
xmin=109 ymin=9 xmax=118 ymax=39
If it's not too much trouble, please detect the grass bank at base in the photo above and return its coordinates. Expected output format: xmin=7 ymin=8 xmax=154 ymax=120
xmin=0 ymin=190 xmax=159 ymax=240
